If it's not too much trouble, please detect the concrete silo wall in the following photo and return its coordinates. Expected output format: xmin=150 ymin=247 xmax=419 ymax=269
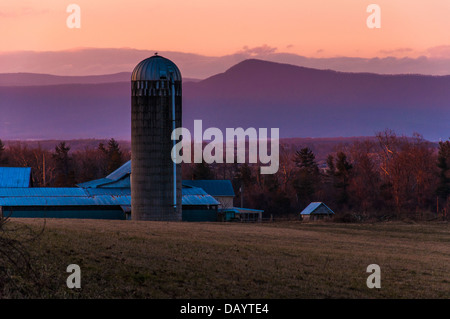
xmin=131 ymin=80 xmax=182 ymax=221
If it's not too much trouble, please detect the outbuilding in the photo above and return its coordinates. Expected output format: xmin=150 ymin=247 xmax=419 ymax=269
xmin=300 ymin=202 xmax=335 ymax=221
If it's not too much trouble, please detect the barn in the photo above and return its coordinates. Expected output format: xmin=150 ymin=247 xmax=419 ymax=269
xmin=300 ymin=202 xmax=335 ymax=221
xmin=0 ymin=162 xmax=220 ymax=221
xmin=0 ymin=161 xmax=267 ymax=222
xmin=181 ymin=180 xmax=235 ymax=209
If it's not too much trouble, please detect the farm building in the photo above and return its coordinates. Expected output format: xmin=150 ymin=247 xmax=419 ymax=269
xmin=0 ymin=187 xmax=130 ymax=220
xmin=181 ymin=180 xmax=235 ymax=209
xmin=0 ymin=186 xmax=220 ymax=221
xmin=218 ymin=207 xmax=264 ymax=222
xmin=300 ymin=202 xmax=335 ymax=221
xmin=0 ymin=160 xmax=263 ymax=222
xmin=0 ymin=161 xmax=219 ymax=221
xmin=0 ymin=167 xmax=32 ymax=187
xmin=0 ymin=161 xmax=244 ymax=221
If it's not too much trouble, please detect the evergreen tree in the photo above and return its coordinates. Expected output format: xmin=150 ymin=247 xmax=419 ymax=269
xmin=334 ymin=151 xmax=353 ymax=207
xmin=234 ymin=163 xmax=255 ymax=208
xmin=294 ymin=147 xmax=319 ymax=174
xmin=436 ymin=139 xmax=450 ymax=201
xmin=292 ymin=147 xmax=320 ymax=207
xmin=98 ymin=139 xmax=124 ymax=175
xmin=192 ymin=160 xmax=214 ymax=180
xmin=52 ymin=141 xmax=75 ymax=186
xmin=238 ymin=163 xmax=254 ymax=187
xmin=326 ymin=154 xmax=335 ymax=176
xmin=106 ymin=138 xmax=123 ymax=174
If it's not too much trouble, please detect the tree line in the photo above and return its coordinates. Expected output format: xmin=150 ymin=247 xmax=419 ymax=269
xmin=185 ymin=130 xmax=450 ymax=221
xmin=0 ymin=138 xmax=130 ymax=187
xmin=0 ymin=130 xmax=449 ymax=221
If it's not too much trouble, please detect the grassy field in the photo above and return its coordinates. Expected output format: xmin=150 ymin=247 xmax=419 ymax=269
xmin=1 ymin=218 xmax=449 ymax=299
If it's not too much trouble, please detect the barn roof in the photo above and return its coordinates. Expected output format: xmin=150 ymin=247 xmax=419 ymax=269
xmin=0 ymin=186 xmax=219 ymax=207
xmin=77 ymin=161 xmax=131 ymax=188
xmin=182 ymin=180 xmax=235 ymax=197
xmin=0 ymin=167 xmax=32 ymax=188
xmin=77 ymin=161 xmax=234 ymax=200
xmin=300 ymin=202 xmax=334 ymax=215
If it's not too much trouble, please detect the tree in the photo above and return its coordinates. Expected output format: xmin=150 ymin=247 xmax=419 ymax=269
xmin=326 ymin=154 xmax=335 ymax=176
xmin=334 ymin=151 xmax=353 ymax=207
xmin=348 ymin=140 xmax=380 ymax=213
xmin=0 ymin=139 xmax=7 ymax=166
xmin=234 ymin=163 xmax=255 ymax=208
xmin=52 ymin=142 xmax=75 ymax=187
xmin=98 ymin=139 xmax=124 ymax=175
xmin=292 ymin=147 xmax=320 ymax=208
xmin=436 ymin=139 xmax=450 ymax=201
xmin=192 ymin=160 xmax=214 ymax=180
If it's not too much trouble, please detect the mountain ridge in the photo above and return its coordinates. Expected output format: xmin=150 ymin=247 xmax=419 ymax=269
xmin=0 ymin=59 xmax=448 ymax=141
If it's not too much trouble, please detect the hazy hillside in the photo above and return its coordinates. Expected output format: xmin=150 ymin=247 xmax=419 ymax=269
xmin=183 ymin=59 xmax=450 ymax=141
xmin=0 ymin=72 xmax=200 ymax=87
xmin=2 ymin=48 xmax=450 ymax=78
xmin=0 ymin=59 xmax=448 ymax=141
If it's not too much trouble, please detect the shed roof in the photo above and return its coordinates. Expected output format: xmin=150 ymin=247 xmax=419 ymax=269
xmin=180 ymin=186 xmax=220 ymax=206
xmin=300 ymin=202 xmax=335 ymax=215
xmin=0 ymin=167 xmax=32 ymax=188
xmin=182 ymin=180 xmax=235 ymax=197
xmin=220 ymin=207 xmax=264 ymax=213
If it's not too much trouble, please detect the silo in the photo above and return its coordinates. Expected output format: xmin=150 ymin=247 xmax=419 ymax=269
xmin=131 ymin=54 xmax=182 ymax=220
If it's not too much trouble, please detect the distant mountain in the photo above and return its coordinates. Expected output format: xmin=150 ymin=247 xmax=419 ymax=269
xmin=183 ymin=60 xmax=450 ymax=141
xmin=1 ymin=47 xmax=450 ymax=79
xmin=0 ymin=59 xmax=448 ymax=141
xmin=0 ymin=72 xmax=200 ymax=86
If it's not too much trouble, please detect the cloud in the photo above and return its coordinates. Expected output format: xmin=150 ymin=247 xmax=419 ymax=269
xmin=378 ymin=48 xmax=414 ymax=56
xmin=0 ymin=7 xmax=50 ymax=18
xmin=237 ymin=45 xmax=278 ymax=56
xmin=426 ymin=45 xmax=450 ymax=59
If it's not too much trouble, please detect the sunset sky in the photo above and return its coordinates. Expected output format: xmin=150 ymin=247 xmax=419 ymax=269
xmin=0 ymin=0 xmax=449 ymax=58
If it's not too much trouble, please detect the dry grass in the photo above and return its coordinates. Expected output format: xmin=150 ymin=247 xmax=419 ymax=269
xmin=1 ymin=218 xmax=449 ymax=298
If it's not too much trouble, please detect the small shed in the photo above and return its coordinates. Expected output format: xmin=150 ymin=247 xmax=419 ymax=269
xmin=218 ymin=207 xmax=264 ymax=222
xmin=300 ymin=202 xmax=334 ymax=221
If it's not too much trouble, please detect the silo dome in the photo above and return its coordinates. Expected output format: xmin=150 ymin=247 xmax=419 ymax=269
xmin=131 ymin=54 xmax=182 ymax=82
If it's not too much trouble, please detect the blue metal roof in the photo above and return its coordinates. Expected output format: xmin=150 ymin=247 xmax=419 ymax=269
xmin=0 ymin=186 xmax=218 ymax=207
xmin=300 ymin=202 xmax=334 ymax=215
xmin=181 ymin=186 xmax=220 ymax=206
xmin=182 ymin=180 xmax=235 ymax=197
xmin=220 ymin=207 xmax=264 ymax=213
xmin=106 ymin=161 xmax=131 ymax=180
xmin=78 ymin=162 xmax=234 ymax=202
xmin=182 ymin=194 xmax=219 ymax=206
xmin=0 ymin=195 xmax=131 ymax=207
xmin=76 ymin=178 xmax=111 ymax=189
xmin=0 ymin=187 xmax=85 ymax=197
xmin=77 ymin=161 xmax=131 ymax=189
xmin=0 ymin=167 xmax=31 ymax=187
xmin=0 ymin=187 xmax=129 ymax=206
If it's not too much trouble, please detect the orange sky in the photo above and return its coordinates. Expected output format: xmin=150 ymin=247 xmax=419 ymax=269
xmin=0 ymin=0 xmax=449 ymax=58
